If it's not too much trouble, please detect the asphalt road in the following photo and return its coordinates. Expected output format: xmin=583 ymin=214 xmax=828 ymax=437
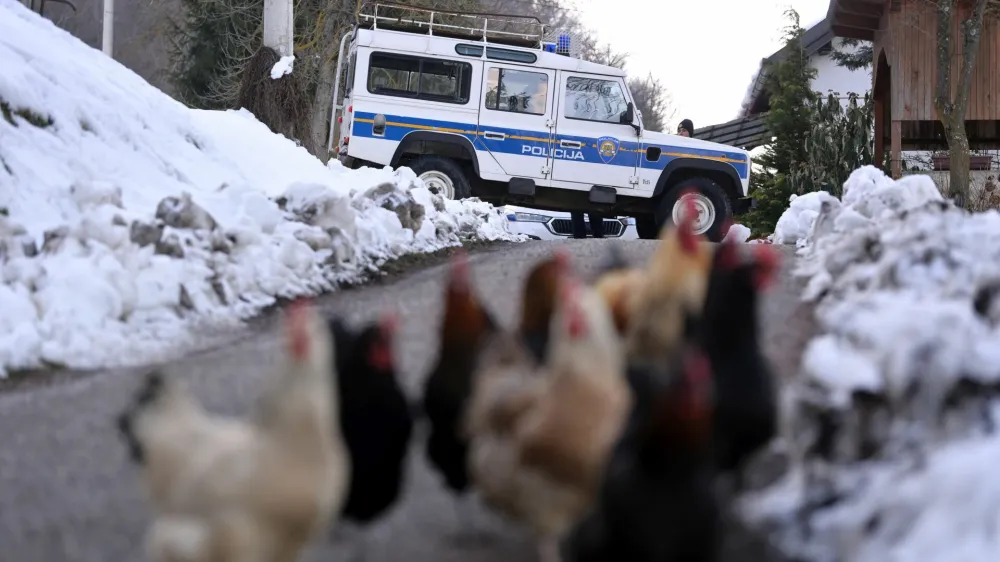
xmin=0 ymin=240 xmax=813 ymax=562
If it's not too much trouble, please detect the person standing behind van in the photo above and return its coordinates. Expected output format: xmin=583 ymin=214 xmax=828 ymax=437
xmin=570 ymin=211 xmax=606 ymax=239
xmin=677 ymin=119 xmax=694 ymax=137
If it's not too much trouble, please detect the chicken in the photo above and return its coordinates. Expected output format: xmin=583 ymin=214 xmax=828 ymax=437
xmin=561 ymin=347 xmax=719 ymax=562
xmin=519 ymin=248 xmax=572 ymax=363
xmin=465 ymin=277 xmax=629 ymax=562
xmin=328 ymin=311 xmax=413 ymax=555
xmin=421 ymin=251 xmax=499 ymax=534
xmin=700 ymin=235 xmax=782 ymax=492
xmin=115 ymin=299 xmax=349 ymax=562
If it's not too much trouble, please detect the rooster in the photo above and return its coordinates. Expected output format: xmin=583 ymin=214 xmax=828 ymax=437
xmin=115 ymin=299 xmax=349 ymax=562
xmin=561 ymin=345 xmax=720 ymax=562
xmin=465 ymin=277 xmax=629 ymax=562
xmin=620 ymin=194 xmax=716 ymax=366
xmin=328 ymin=312 xmax=412 ymax=559
xmin=701 ymin=235 xmax=782 ymax=492
xmin=421 ymin=252 xmax=499 ymax=535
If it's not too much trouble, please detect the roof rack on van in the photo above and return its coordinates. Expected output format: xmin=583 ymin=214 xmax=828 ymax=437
xmin=356 ymin=2 xmax=548 ymax=49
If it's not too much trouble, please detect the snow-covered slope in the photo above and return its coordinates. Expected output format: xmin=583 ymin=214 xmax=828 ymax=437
xmin=0 ymin=0 xmax=521 ymax=376
xmin=745 ymin=166 xmax=1000 ymax=561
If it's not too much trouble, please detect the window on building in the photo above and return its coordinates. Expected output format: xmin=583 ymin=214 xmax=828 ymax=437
xmin=484 ymin=67 xmax=548 ymax=115
xmin=367 ymin=52 xmax=472 ymax=104
xmin=564 ymin=76 xmax=629 ymax=123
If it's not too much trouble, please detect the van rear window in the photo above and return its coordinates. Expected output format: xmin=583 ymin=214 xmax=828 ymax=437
xmin=367 ymin=52 xmax=472 ymax=104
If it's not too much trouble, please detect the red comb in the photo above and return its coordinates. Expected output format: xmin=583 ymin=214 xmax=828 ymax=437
xmin=448 ymin=251 xmax=470 ymax=292
xmin=286 ymin=298 xmax=312 ymax=359
xmin=750 ymin=245 xmax=781 ymax=291
xmin=552 ymin=247 xmax=571 ymax=270
xmin=716 ymin=235 xmax=741 ymax=270
xmin=379 ymin=311 xmax=400 ymax=337
xmin=559 ymin=279 xmax=587 ymax=338
xmin=677 ymin=190 xmax=699 ymax=254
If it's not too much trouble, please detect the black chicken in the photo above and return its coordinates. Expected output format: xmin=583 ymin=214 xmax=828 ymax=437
xmin=700 ymin=239 xmax=781 ymax=492
xmin=329 ymin=313 xmax=413 ymax=525
xmin=561 ymin=347 xmax=720 ymax=562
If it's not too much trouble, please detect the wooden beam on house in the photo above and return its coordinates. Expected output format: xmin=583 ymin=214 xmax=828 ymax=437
xmin=834 ymin=13 xmax=880 ymax=30
xmin=890 ymin=120 xmax=902 ymax=178
xmin=874 ymin=97 xmax=885 ymax=168
xmin=832 ymin=24 xmax=875 ymax=40
xmin=836 ymin=0 xmax=884 ymax=17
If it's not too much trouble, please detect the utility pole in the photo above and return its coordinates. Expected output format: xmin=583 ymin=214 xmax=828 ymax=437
xmin=263 ymin=0 xmax=294 ymax=56
xmin=101 ymin=0 xmax=114 ymax=56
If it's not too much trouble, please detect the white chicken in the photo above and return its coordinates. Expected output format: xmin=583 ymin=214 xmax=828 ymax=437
xmin=116 ymin=299 xmax=350 ymax=562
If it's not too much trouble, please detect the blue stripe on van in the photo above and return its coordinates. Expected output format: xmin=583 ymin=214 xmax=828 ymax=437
xmin=350 ymin=111 xmax=749 ymax=179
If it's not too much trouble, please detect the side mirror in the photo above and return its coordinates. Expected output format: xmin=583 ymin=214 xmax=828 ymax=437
xmin=620 ymin=102 xmax=641 ymax=135
xmin=619 ymin=102 xmax=634 ymax=124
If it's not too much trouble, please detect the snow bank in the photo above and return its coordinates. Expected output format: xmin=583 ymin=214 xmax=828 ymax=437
xmin=0 ymin=0 xmax=522 ymax=376
xmin=743 ymin=165 xmax=1000 ymax=561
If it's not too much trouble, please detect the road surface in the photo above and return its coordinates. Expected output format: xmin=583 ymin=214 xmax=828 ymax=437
xmin=0 ymin=240 xmax=813 ymax=562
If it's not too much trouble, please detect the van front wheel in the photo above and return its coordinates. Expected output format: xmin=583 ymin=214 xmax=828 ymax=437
xmin=408 ymin=156 xmax=472 ymax=200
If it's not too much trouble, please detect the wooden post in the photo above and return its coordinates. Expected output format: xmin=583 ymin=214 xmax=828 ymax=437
xmin=874 ymin=97 xmax=885 ymax=169
xmin=263 ymin=0 xmax=294 ymax=57
xmin=890 ymin=120 xmax=902 ymax=178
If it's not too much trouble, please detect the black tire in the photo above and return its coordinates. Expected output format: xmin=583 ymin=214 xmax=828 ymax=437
xmin=407 ymin=156 xmax=473 ymax=200
xmin=635 ymin=214 xmax=659 ymax=239
xmin=655 ymin=176 xmax=732 ymax=242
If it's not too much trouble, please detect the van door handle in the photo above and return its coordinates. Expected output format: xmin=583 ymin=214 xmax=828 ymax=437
xmin=483 ymin=131 xmax=506 ymax=140
xmin=560 ymin=139 xmax=583 ymax=149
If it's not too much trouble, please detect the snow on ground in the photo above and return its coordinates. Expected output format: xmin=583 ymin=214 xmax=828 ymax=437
xmin=0 ymin=0 xmax=522 ymax=376
xmin=742 ymin=165 xmax=1000 ymax=561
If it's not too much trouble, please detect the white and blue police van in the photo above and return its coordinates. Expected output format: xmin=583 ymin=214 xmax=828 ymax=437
xmin=329 ymin=3 xmax=754 ymax=241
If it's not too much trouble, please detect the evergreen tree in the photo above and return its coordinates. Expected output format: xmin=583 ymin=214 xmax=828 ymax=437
xmin=743 ymin=8 xmax=818 ymax=235
xmin=830 ymin=37 xmax=873 ymax=71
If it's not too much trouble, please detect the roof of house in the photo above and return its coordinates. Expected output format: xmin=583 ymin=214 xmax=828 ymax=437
xmin=691 ymin=114 xmax=770 ymax=150
xmin=737 ymin=18 xmax=837 ymax=118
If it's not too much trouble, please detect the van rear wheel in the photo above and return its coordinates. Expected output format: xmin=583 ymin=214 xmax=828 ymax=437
xmin=408 ymin=156 xmax=472 ymax=200
xmin=656 ymin=177 xmax=732 ymax=242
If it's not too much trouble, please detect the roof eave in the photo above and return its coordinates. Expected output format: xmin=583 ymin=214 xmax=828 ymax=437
xmin=828 ymin=0 xmax=884 ymax=40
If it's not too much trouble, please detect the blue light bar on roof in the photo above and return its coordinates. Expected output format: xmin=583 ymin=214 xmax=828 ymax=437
xmin=543 ymin=42 xmax=557 ymax=53
xmin=557 ymin=34 xmax=570 ymax=56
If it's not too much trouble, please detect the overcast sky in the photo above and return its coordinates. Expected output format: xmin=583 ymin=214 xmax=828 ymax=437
xmin=572 ymin=0 xmax=830 ymax=130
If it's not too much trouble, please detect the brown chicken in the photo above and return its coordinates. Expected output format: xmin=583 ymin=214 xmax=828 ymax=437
xmin=116 ymin=299 xmax=350 ymax=562
xmin=465 ymin=276 xmax=629 ymax=562
xmin=594 ymin=193 xmax=716 ymax=364
xmin=519 ymin=248 xmax=572 ymax=363
xmin=421 ymin=251 xmax=499 ymax=533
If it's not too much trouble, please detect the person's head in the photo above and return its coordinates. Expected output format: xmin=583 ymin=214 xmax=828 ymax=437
xmin=677 ymin=119 xmax=694 ymax=137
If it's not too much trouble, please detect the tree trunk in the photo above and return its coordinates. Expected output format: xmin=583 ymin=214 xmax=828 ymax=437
xmin=932 ymin=0 xmax=989 ymax=209
xmin=308 ymin=0 xmax=352 ymax=162
xmin=944 ymin=122 xmax=971 ymax=206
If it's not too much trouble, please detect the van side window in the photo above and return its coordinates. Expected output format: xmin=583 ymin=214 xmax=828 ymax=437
xmin=484 ymin=68 xmax=548 ymax=115
xmin=367 ymin=52 xmax=472 ymax=104
xmin=564 ymin=76 xmax=628 ymax=123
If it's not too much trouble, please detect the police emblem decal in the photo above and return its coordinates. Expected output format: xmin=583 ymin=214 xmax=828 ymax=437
xmin=597 ymin=136 xmax=619 ymax=163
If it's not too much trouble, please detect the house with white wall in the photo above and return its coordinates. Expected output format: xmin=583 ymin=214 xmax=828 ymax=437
xmin=695 ymin=18 xmax=871 ymax=150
